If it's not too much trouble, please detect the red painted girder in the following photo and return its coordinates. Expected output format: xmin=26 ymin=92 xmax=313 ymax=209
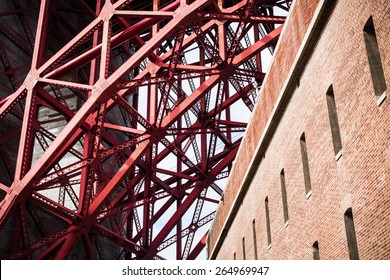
xmin=27 ymin=3 xmax=215 ymax=186
xmin=102 ymin=20 xmax=242 ymax=166
xmin=102 ymin=141 xmax=240 ymax=217
xmin=0 ymin=148 xmax=15 ymax=184
xmin=131 ymin=196 xmax=177 ymax=244
xmin=161 ymin=141 xmax=241 ymax=186
xmin=118 ymin=68 xmax=221 ymax=89
xmin=2 ymin=100 xmax=163 ymax=228
xmin=45 ymin=2 xmax=247 ymax=92
xmin=38 ymin=78 xmax=95 ymax=91
xmin=198 ymin=13 xmax=286 ymax=24
xmin=0 ymin=126 xmax=21 ymax=145
xmin=159 ymin=19 xmax=217 ymax=62
xmin=122 ymin=0 xmax=280 ymax=260
xmin=151 ymin=140 xmax=241 ymax=194
xmin=0 ymin=183 xmax=9 ymax=193
xmin=0 ymin=6 xmax=39 ymax=18
xmin=0 ymin=87 xmax=27 ymax=120
xmin=37 ymin=88 xmax=148 ymax=169
xmin=35 ymin=124 xmax=83 ymax=159
xmin=233 ymin=24 xmax=283 ymax=65
xmin=0 ymin=21 xmax=32 ymax=55
xmin=31 ymin=117 xmax=142 ymax=207
xmin=83 ymin=233 xmax=95 ymax=259
xmin=0 ymin=95 xmax=11 ymax=108
xmin=142 ymin=144 xmax=239 ymax=258
xmin=160 ymin=74 xmax=220 ymax=128
xmin=147 ymin=86 xmax=253 ymax=163
xmin=158 ymin=37 xmax=273 ymax=130
xmin=115 ymin=10 xmax=175 ymax=18
xmin=130 ymin=192 xmax=217 ymax=252
xmin=43 ymin=0 xmax=181 ymax=79
xmin=18 ymin=205 xmax=32 ymax=258
xmin=93 ymin=223 xmax=147 ymax=255
xmin=6 ymin=79 xmax=112 ymax=187
xmin=102 ymin=123 xmax=145 ymax=135
xmin=36 ymin=88 xmax=90 ymax=127
xmin=29 ymin=192 xmax=80 ymax=224
xmin=115 ymin=10 xmax=262 ymax=99
xmin=157 ymin=212 xmax=215 ymax=253
xmin=12 ymin=0 xmax=37 ymax=57
xmin=52 ymin=226 xmax=82 ymax=259
xmin=186 ymin=231 xmax=208 ymax=260
xmin=5 ymin=228 xmax=70 ymax=260
xmin=156 ymin=168 xmax=199 ymax=181
xmin=109 ymin=0 xmax=213 ymax=83
xmin=0 ymin=42 xmax=20 ymax=90
xmin=35 ymin=234 xmax=70 ymax=259
xmin=96 ymin=173 xmax=145 ymax=221
xmin=223 ymin=0 xmax=258 ymax=12
xmin=38 ymin=0 xmax=123 ymax=77
xmin=29 ymin=0 xmax=50 ymax=69
xmin=0 ymin=126 xmax=85 ymax=226
xmin=87 ymin=139 xmax=150 ymax=216
xmin=111 ymin=93 xmax=152 ymax=130
xmin=14 ymin=89 xmax=36 ymax=180
xmin=102 ymin=163 xmax=199 ymax=220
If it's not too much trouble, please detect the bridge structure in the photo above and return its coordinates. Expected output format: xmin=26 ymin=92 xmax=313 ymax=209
xmin=0 ymin=0 xmax=291 ymax=259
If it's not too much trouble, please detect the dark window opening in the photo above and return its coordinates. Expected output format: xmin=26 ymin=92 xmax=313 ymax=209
xmin=280 ymin=169 xmax=289 ymax=223
xmin=252 ymin=219 xmax=258 ymax=260
xmin=265 ymin=196 xmax=272 ymax=247
xmin=242 ymin=237 xmax=246 ymax=260
xmin=344 ymin=208 xmax=359 ymax=260
xmin=326 ymin=85 xmax=342 ymax=158
xmin=300 ymin=133 xmax=312 ymax=195
xmin=363 ymin=16 xmax=387 ymax=104
xmin=312 ymin=241 xmax=320 ymax=260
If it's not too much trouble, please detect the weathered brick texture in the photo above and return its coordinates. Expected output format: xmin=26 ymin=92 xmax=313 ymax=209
xmin=208 ymin=0 xmax=389 ymax=260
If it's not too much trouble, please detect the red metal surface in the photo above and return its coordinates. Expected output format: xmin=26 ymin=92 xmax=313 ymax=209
xmin=0 ymin=0 xmax=290 ymax=259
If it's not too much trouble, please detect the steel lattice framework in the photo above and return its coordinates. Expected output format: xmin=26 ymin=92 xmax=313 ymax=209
xmin=0 ymin=0 xmax=291 ymax=259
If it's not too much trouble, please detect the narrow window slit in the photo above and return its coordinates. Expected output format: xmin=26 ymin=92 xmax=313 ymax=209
xmin=252 ymin=219 xmax=258 ymax=260
xmin=242 ymin=237 xmax=246 ymax=260
xmin=344 ymin=208 xmax=359 ymax=260
xmin=300 ymin=133 xmax=312 ymax=196
xmin=265 ymin=196 xmax=272 ymax=248
xmin=312 ymin=241 xmax=320 ymax=260
xmin=280 ymin=169 xmax=289 ymax=224
xmin=363 ymin=16 xmax=387 ymax=105
xmin=326 ymin=85 xmax=343 ymax=159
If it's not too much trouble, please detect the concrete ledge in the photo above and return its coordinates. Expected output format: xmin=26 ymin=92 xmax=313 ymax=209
xmin=306 ymin=190 xmax=312 ymax=200
xmin=377 ymin=91 xmax=387 ymax=107
xmin=335 ymin=150 xmax=343 ymax=161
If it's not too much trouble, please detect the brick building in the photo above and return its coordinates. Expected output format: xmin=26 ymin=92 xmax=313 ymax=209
xmin=207 ymin=0 xmax=389 ymax=260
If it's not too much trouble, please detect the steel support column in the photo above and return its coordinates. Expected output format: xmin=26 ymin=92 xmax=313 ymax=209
xmin=0 ymin=0 xmax=290 ymax=259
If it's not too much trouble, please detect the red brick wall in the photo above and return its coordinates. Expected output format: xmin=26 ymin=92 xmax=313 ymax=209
xmin=208 ymin=0 xmax=390 ymax=260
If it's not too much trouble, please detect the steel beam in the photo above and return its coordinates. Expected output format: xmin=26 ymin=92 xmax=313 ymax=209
xmin=0 ymin=0 xmax=290 ymax=259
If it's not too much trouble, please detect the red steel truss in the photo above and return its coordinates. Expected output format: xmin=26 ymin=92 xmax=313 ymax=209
xmin=0 ymin=0 xmax=290 ymax=259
